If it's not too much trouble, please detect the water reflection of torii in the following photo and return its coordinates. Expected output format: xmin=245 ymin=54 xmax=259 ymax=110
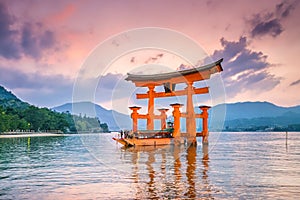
xmin=178 ymin=145 xmax=212 ymax=199
xmin=128 ymin=145 xmax=213 ymax=199
xmin=129 ymin=146 xmax=165 ymax=199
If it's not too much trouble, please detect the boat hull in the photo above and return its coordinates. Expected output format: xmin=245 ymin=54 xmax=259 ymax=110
xmin=113 ymin=137 xmax=173 ymax=147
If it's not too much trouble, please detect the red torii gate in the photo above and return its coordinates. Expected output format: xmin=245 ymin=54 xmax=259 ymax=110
xmin=126 ymin=58 xmax=223 ymax=144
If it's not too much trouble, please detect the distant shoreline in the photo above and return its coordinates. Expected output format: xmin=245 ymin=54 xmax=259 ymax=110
xmin=0 ymin=132 xmax=65 ymax=138
xmin=0 ymin=131 xmax=116 ymax=138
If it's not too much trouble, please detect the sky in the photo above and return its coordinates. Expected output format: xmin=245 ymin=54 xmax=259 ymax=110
xmin=0 ymin=0 xmax=300 ymax=114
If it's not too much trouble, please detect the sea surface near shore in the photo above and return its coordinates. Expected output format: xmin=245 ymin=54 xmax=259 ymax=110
xmin=0 ymin=132 xmax=299 ymax=199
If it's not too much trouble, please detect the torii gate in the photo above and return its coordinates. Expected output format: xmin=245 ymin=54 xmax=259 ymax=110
xmin=126 ymin=58 xmax=223 ymax=144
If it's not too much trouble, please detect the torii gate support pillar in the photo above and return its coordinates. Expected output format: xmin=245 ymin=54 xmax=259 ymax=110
xmin=170 ymin=103 xmax=182 ymax=144
xmin=199 ymin=106 xmax=211 ymax=145
xmin=129 ymin=106 xmax=141 ymax=132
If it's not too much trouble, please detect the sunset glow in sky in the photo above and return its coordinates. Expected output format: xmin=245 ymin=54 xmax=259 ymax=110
xmin=0 ymin=0 xmax=299 ymax=111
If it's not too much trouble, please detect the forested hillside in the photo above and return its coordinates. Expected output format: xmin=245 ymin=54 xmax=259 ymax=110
xmin=0 ymin=86 xmax=109 ymax=133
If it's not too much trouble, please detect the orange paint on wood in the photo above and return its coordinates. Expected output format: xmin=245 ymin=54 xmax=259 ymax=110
xmin=170 ymin=103 xmax=182 ymax=138
xmin=136 ymin=87 xmax=209 ymax=99
xmin=129 ymin=106 xmax=141 ymax=132
xmin=158 ymin=108 xmax=169 ymax=129
xmin=199 ymin=106 xmax=211 ymax=144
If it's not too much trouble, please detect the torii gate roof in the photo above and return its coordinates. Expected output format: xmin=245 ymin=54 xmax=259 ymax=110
xmin=125 ymin=58 xmax=223 ymax=86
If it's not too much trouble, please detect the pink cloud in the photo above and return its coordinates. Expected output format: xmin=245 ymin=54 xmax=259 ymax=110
xmin=45 ymin=3 xmax=76 ymax=25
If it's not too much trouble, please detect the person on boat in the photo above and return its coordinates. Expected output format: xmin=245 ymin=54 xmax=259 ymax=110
xmin=120 ymin=130 xmax=123 ymax=138
xmin=128 ymin=130 xmax=133 ymax=139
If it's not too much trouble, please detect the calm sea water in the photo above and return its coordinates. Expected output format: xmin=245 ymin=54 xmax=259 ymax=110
xmin=0 ymin=132 xmax=299 ymax=199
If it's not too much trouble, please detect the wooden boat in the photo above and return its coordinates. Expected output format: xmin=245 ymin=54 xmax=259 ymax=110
xmin=121 ymin=144 xmax=172 ymax=152
xmin=113 ymin=129 xmax=174 ymax=147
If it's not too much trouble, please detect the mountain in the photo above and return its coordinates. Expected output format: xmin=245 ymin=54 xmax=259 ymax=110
xmin=0 ymin=86 xmax=29 ymax=109
xmin=53 ymin=101 xmax=300 ymax=132
xmin=212 ymin=101 xmax=300 ymax=120
xmin=2 ymin=83 xmax=299 ymax=132
xmin=52 ymin=102 xmax=132 ymax=131
xmin=210 ymin=102 xmax=300 ymax=131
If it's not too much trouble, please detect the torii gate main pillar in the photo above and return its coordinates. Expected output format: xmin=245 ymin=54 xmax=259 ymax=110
xmin=186 ymin=81 xmax=196 ymax=142
xmin=147 ymin=85 xmax=155 ymax=130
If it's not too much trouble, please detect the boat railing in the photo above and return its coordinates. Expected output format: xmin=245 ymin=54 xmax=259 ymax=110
xmin=133 ymin=129 xmax=173 ymax=139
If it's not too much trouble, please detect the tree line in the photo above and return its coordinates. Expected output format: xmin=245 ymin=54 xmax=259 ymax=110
xmin=0 ymin=105 xmax=109 ymax=133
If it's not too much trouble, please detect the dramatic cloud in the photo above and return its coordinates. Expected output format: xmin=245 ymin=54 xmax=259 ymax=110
xmin=0 ymin=66 xmax=73 ymax=107
xmin=290 ymin=79 xmax=300 ymax=86
xmin=176 ymin=63 xmax=193 ymax=71
xmin=251 ymin=19 xmax=283 ymax=38
xmin=0 ymin=0 xmax=298 ymax=108
xmin=21 ymin=22 xmax=57 ymax=59
xmin=97 ymin=73 xmax=125 ymax=90
xmin=96 ymin=73 xmax=135 ymax=102
xmin=0 ymin=2 xmax=21 ymax=59
xmin=144 ymin=53 xmax=164 ymax=64
xmin=275 ymin=0 xmax=297 ymax=18
xmin=209 ymin=37 xmax=281 ymax=98
xmin=21 ymin=23 xmax=42 ymax=59
xmin=248 ymin=0 xmax=297 ymax=38
xmin=0 ymin=2 xmax=59 ymax=60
